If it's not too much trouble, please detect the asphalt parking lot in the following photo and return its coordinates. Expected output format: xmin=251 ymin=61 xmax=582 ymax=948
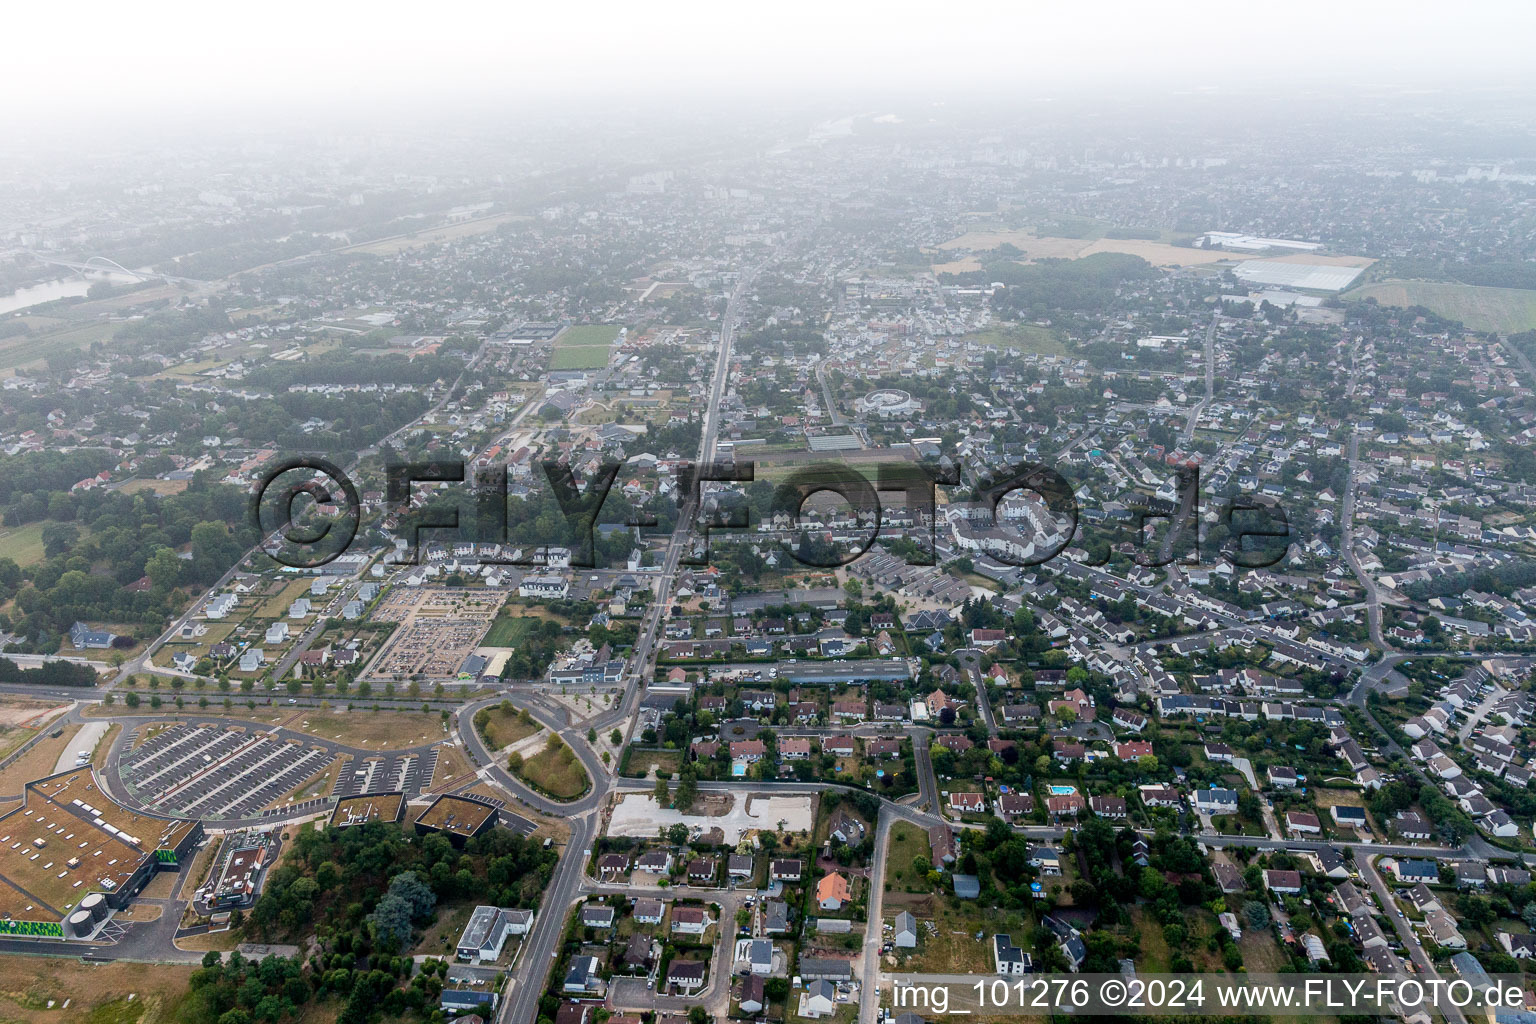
xmin=123 ymin=724 xmax=335 ymax=820
xmin=116 ymin=720 xmax=454 ymax=824
xmin=334 ymin=747 xmax=439 ymax=797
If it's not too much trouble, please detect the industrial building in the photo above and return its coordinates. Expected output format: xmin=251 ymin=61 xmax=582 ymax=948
xmin=0 ymin=769 xmax=200 ymax=936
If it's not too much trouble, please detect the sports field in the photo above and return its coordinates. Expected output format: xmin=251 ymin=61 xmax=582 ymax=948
xmin=550 ymin=324 xmax=620 ymax=370
xmin=1344 ymin=279 xmax=1536 ymax=334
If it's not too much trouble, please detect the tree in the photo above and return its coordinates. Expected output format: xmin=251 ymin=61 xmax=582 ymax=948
xmin=674 ymin=768 xmax=698 ymax=812
xmin=368 ymin=893 xmax=414 ymax=951
xmin=387 ymin=871 xmax=436 ymax=918
xmin=145 ymin=546 xmax=184 ymax=590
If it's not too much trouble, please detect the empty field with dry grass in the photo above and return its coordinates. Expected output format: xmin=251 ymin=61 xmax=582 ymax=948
xmin=1345 ymin=279 xmax=1536 ymax=333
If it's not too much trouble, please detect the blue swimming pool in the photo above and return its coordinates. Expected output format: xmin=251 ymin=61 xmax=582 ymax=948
xmin=1049 ymin=784 xmax=1077 ymax=796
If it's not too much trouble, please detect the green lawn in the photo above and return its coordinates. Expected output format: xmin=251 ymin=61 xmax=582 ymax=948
xmin=482 ymin=613 xmax=537 ymax=648
xmin=556 ymin=324 xmax=621 ymax=348
xmin=962 ymin=324 xmax=1066 ymax=356
xmin=550 ymin=324 xmax=619 ymax=370
xmin=550 ymin=347 xmax=611 ymax=370
xmin=1344 ymin=279 xmax=1536 ymax=334
xmin=884 ymin=821 xmax=930 ymax=890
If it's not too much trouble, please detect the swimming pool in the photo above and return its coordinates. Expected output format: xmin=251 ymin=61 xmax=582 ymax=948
xmin=1048 ymin=784 xmax=1077 ymax=796
xmin=732 ymin=762 xmax=748 ymax=777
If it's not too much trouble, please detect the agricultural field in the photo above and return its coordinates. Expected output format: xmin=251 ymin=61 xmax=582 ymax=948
xmin=550 ymin=324 xmax=620 ymax=370
xmin=933 ymin=228 xmax=1232 ymax=268
xmin=0 ymin=320 xmax=119 ymax=374
xmin=1344 ymin=279 xmax=1536 ymax=333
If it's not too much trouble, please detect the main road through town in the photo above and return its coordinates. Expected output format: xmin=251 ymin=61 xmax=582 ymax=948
xmin=495 ymin=264 xmax=761 ymax=1024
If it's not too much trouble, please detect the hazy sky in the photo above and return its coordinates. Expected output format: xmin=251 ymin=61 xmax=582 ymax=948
xmin=6 ymin=0 xmax=1535 ymax=127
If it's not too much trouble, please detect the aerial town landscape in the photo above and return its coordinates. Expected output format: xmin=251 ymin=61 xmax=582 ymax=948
xmin=6 ymin=6 xmax=1536 ymax=1024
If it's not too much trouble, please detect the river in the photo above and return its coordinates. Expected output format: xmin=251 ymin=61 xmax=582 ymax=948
xmin=0 ymin=272 xmax=140 ymax=316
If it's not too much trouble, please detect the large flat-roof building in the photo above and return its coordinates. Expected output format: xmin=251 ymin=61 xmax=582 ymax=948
xmin=413 ymin=794 xmax=498 ymax=847
xmin=0 ymin=769 xmax=201 ymax=936
xmin=330 ymin=792 xmax=406 ymax=829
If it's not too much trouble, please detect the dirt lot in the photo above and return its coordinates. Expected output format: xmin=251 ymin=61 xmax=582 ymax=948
xmin=608 ymin=792 xmax=815 ymax=843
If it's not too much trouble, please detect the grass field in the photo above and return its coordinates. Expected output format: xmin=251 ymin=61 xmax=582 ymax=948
xmin=115 ymin=478 xmax=190 ymax=496
xmin=550 ymin=324 xmax=620 ymax=370
xmin=0 ymin=522 xmax=47 ymax=566
xmin=0 ymin=724 xmax=80 ymax=798
xmin=0 ymin=320 xmax=119 ymax=374
xmin=550 ymin=347 xmax=613 ymax=370
xmin=513 ymin=735 xmax=589 ymax=800
xmin=557 ymin=324 xmax=622 ymax=348
xmin=476 ymin=703 xmax=540 ymax=749
xmin=883 ymin=821 xmax=931 ymax=890
xmin=963 ymin=324 xmax=1065 ymax=356
xmin=431 ymin=742 xmax=472 ymax=787
xmin=1344 ymin=279 xmax=1536 ymax=334
xmin=288 ymin=708 xmax=444 ymax=749
xmin=340 ymin=212 xmax=531 ymax=256
xmin=933 ymin=228 xmax=1234 ymax=268
xmin=624 ymin=747 xmax=682 ymax=780
xmin=0 ymin=955 xmax=196 ymax=1024
xmin=482 ymin=613 xmax=538 ymax=648
xmin=256 ymin=578 xmax=313 ymax=618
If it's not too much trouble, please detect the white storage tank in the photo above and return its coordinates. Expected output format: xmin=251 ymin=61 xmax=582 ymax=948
xmin=67 ymin=910 xmax=93 ymax=937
